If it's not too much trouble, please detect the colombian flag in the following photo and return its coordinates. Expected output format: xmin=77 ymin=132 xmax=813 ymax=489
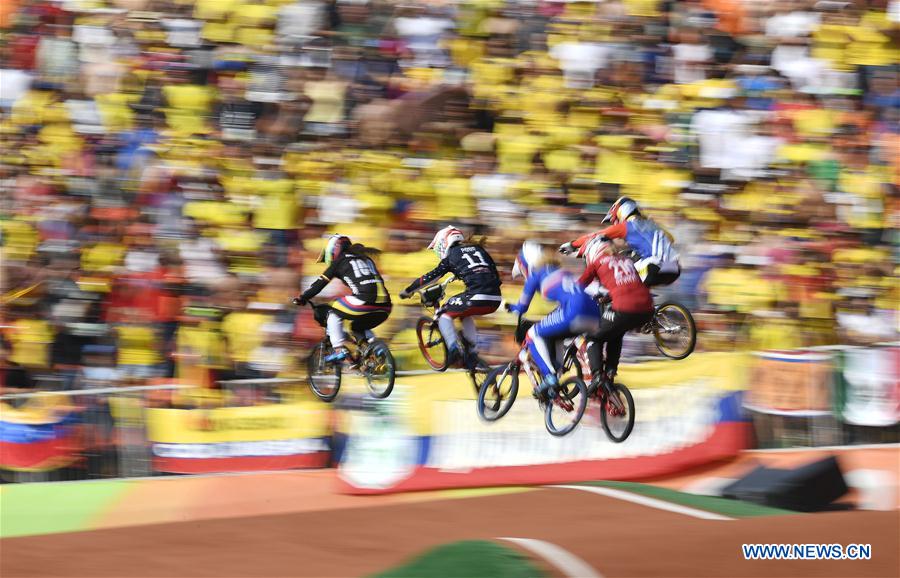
xmin=0 ymin=402 xmax=81 ymax=472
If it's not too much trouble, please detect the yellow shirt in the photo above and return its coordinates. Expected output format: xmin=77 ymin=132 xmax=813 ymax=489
xmin=1 ymin=219 xmax=39 ymax=261
xmin=9 ymin=319 xmax=52 ymax=368
xmin=176 ymin=323 xmax=228 ymax=369
xmin=750 ymin=317 xmax=803 ymax=350
xmin=496 ymin=133 xmax=543 ymax=175
xmin=221 ymin=311 xmax=270 ymax=363
xmin=183 ymin=201 xmax=249 ymax=227
xmin=703 ymin=268 xmax=780 ymax=313
xmin=253 ymin=186 xmax=298 ymax=230
xmin=81 ymin=242 xmax=126 ymax=272
xmin=117 ymin=325 xmax=161 ymax=366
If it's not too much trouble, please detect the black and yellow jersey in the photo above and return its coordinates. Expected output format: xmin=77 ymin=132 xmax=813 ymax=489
xmin=301 ymin=252 xmax=391 ymax=305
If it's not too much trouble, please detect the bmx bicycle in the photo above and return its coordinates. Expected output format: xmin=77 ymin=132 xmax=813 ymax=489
xmin=643 ymin=300 xmax=696 ymax=360
xmin=476 ymin=314 xmax=588 ymax=437
xmin=558 ymin=304 xmax=637 ymax=443
xmin=301 ymin=302 xmax=396 ymax=402
xmin=409 ymin=275 xmax=491 ymax=393
xmin=561 ymin=242 xmax=696 ymax=360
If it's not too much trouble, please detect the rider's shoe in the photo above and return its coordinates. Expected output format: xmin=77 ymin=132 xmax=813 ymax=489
xmin=462 ymin=349 xmax=480 ymax=371
xmin=324 ymin=346 xmax=350 ymax=365
xmin=447 ymin=344 xmax=463 ymax=368
xmin=533 ymin=374 xmax=559 ymax=401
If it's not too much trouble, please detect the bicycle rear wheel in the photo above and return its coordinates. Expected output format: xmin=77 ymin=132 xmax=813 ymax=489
xmin=362 ymin=340 xmax=395 ymax=399
xmin=600 ymin=383 xmax=635 ymax=443
xmin=307 ymin=342 xmax=341 ymax=402
xmin=545 ymin=376 xmax=588 ymax=437
xmin=476 ymin=362 xmax=519 ymax=422
xmin=416 ymin=317 xmax=448 ymax=371
xmin=653 ymin=302 xmax=697 ymax=360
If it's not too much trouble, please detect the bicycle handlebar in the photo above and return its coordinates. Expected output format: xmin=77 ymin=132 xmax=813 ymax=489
xmin=411 ymin=274 xmax=457 ymax=299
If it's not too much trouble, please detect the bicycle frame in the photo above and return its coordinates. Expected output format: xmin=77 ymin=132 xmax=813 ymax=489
xmin=514 ymin=318 xmax=586 ymax=388
xmin=307 ymin=304 xmax=376 ymax=365
xmin=416 ymin=275 xmax=458 ymax=320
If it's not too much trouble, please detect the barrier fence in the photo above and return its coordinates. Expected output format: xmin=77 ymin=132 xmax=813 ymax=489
xmin=743 ymin=343 xmax=899 ymax=449
xmin=1 ymin=346 xmax=897 ymax=484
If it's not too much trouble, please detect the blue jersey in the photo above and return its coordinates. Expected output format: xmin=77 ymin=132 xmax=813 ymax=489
xmin=622 ymin=219 xmax=679 ymax=264
xmin=512 ymin=266 xmax=597 ymax=316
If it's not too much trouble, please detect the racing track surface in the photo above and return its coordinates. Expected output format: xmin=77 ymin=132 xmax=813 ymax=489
xmin=2 ymin=487 xmax=898 ymax=578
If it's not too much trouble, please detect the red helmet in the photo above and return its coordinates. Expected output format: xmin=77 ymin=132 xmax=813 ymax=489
xmin=602 ymin=196 xmax=639 ymax=224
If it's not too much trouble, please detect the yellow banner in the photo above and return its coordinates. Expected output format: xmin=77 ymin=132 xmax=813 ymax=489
xmin=146 ymin=402 xmax=330 ymax=444
xmin=391 ymin=352 xmax=748 ymax=436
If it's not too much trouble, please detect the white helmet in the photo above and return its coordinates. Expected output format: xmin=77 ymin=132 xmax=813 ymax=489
xmin=511 ymin=241 xmax=544 ymax=280
xmin=581 ymin=236 xmax=611 ymax=267
xmin=428 ymin=226 xmax=465 ymax=259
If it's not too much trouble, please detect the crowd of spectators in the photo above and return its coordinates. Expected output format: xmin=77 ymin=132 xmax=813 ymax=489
xmin=1 ymin=0 xmax=897 ymax=397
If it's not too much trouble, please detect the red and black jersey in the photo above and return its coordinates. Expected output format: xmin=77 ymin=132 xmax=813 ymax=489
xmin=578 ymin=254 xmax=653 ymax=314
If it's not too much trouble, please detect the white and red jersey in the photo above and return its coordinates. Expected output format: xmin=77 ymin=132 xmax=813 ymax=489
xmin=578 ymin=254 xmax=653 ymax=314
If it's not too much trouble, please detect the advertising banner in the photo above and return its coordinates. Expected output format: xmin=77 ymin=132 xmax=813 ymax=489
xmin=744 ymin=350 xmax=834 ymax=416
xmin=146 ymin=401 xmax=331 ymax=473
xmin=0 ymin=396 xmax=81 ymax=472
xmin=336 ymin=353 xmax=751 ymax=494
xmin=837 ymin=346 xmax=900 ymax=427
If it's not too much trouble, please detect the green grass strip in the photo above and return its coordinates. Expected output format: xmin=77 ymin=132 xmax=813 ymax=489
xmin=372 ymin=539 xmax=548 ymax=578
xmin=581 ymin=481 xmax=795 ymax=518
xmin=0 ymin=480 xmax=129 ymax=538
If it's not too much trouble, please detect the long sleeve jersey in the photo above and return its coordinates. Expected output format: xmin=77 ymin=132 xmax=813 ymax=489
xmin=404 ymin=244 xmax=501 ymax=297
xmin=573 ymin=217 xmax=679 ymax=265
xmin=301 ymin=252 xmax=391 ymax=305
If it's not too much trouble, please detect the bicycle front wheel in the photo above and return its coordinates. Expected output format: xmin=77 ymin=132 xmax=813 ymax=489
xmin=476 ymin=362 xmax=519 ymax=422
xmin=467 ymin=355 xmax=491 ymax=395
xmin=307 ymin=342 xmax=341 ymax=402
xmin=362 ymin=340 xmax=395 ymax=399
xmin=545 ymin=376 xmax=588 ymax=437
xmin=416 ymin=317 xmax=448 ymax=371
xmin=653 ymin=302 xmax=697 ymax=360
xmin=600 ymin=382 xmax=635 ymax=443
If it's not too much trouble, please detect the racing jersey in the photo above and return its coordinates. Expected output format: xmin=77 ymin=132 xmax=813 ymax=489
xmin=405 ymin=244 xmax=502 ymax=298
xmin=575 ymin=217 xmax=680 ymax=267
xmin=511 ymin=265 xmax=595 ymax=314
xmin=578 ymin=254 xmax=653 ymax=313
xmin=301 ymin=252 xmax=391 ymax=305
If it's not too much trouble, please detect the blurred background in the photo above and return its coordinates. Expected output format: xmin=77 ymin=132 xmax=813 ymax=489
xmin=0 ymin=0 xmax=897 ymax=483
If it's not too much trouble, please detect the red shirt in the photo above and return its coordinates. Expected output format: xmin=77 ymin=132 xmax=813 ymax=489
xmin=578 ymin=254 xmax=653 ymax=314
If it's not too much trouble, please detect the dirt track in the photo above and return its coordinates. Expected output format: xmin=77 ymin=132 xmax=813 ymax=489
xmin=2 ymin=488 xmax=898 ymax=578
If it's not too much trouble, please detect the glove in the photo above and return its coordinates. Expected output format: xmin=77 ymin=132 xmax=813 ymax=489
xmin=399 ymin=289 xmax=412 ymax=299
xmin=505 ymin=302 xmax=524 ymax=314
xmin=559 ymin=241 xmax=575 ymax=255
xmin=292 ymin=296 xmax=307 ymax=306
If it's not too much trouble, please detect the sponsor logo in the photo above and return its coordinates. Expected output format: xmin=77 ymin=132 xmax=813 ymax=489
xmin=153 ymin=438 xmax=328 ymax=459
xmin=189 ymin=413 xmax=287 ymax=432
